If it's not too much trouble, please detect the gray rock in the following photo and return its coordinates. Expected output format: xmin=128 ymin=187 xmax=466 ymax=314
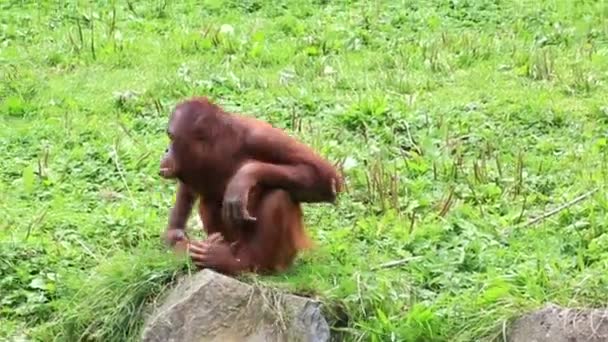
xmin=141 ymin=269 xmax=330 ymax=342
xmin=508 ymin=304 xmax=608 ymax=342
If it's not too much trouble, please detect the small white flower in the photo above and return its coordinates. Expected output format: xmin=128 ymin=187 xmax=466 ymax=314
xmin=343 ymin=156 xmax=358 ymax=170
xmin=323 ymin=66 xmax=335 ymax=75
xmin=220 ymin=24 xmax=234 ymax=35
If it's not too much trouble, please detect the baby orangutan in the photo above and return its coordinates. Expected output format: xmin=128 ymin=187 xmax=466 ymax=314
xmin=159 ymin=97 xmax=342 ymax=275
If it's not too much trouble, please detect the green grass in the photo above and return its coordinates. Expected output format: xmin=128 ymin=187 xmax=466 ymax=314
xmin=2 ymin=0 xmax=608 ymax=341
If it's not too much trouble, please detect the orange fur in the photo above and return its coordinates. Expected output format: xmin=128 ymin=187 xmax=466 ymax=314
xmin=160 ymin=96 xmax=341 ymax=275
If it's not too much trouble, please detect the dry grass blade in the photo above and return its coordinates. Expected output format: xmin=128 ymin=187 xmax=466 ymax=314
xmin=371 ymin=256 xmax=423 ymax=271
xmin=523 ymin=188 xmax=599 ymax=228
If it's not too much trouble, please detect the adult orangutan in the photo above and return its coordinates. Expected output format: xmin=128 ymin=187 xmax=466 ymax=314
xmin=159 ymin=96 xmax=342 ymax=275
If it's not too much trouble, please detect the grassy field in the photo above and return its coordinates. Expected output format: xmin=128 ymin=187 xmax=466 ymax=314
xmin=2 ymin=0 xmax=608 ymax=341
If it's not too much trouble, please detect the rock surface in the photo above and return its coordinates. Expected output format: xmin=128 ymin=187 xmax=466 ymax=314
xmin=508 ymin=304 xmax=608 ymax=342
xmin=141 ymin=269 xmax=330 ymax=342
